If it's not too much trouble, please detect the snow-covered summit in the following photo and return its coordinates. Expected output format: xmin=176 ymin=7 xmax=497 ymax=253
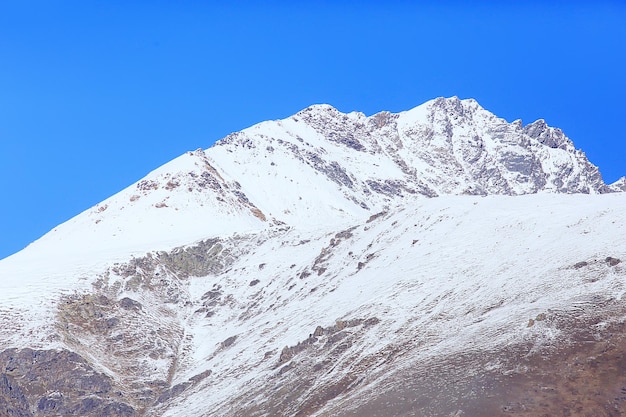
xmin=3 ymin=97 xmax=617 ymax=268
xmin=2 ymin=97 xmax=618 ymax=296
xmin=217 ymin=96 xmax=610 ymax=200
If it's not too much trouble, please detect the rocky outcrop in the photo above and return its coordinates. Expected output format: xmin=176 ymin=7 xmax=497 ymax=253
xmin=0 ymin=348 xmax=135 ymax=417
xmin=216 ymin=97 xmax=617 ymax=209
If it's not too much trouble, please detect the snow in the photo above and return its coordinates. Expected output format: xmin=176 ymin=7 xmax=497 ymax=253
xmin=6 ymin=190 xmax=624 ymax=412
xmin=0 ymin=97 xmax=623 ymax=415
xmin=153 ymin=192 xmax=626 ymax=415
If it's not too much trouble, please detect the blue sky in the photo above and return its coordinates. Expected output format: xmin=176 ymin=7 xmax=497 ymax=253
xmin=1 ymin=1 xmax=624 ymax=260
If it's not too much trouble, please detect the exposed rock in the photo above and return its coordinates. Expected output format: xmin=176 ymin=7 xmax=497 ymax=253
xmin=609 ymin=177 xmax=626 ymax=192
xmin=274 ymin=317 xmax=379 ymax=369
xmin=0 ymin=348 xmax=135 ymax=417
xmin=221 ymin=336 xmax=237 ymax=349
xmin=606 ymin=257 xmax=621 ymax=266
xmin=156 ymin=238 xmax=230 ymax=278
xmin=155 ymin=382 xmax=191 ymax=405
xmin=118 ymin=297 xmax=142 ymax=311
xmin=0 ymin=373 xmax=32 ymax=417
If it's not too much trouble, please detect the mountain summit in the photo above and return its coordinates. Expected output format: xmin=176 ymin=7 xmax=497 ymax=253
xmin=1 ymin=98 xmax=625 ymax=416
xmin=7 ymin=97 xmax=619 ymax=264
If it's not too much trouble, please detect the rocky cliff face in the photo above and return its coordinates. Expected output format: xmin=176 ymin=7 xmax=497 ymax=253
xmin=213 ymin=97 xmax=611 ymax=203
xmin=0 ymin=98 xmax=624 ymax=417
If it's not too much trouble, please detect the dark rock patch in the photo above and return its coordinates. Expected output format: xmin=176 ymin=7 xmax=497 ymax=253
xmin=606 ymin=257 xmax=621 ymax=266
xmin=118 ymin=297 xmax=142 ymax=312
xmin=0 ymin=348 xmax=135 ymax=417
xmin=221 ymin=336 xmax=237 ymax=349
xmin=0 ymin=373 xmax=33 ymax=417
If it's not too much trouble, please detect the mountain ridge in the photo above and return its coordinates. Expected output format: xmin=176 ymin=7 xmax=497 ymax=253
xmin=13 ymin=97 xmax=619 ymax=260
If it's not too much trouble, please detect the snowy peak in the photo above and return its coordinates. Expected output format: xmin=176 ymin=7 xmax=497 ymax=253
xmin=523 ymin=119 xmax=572 ymax=150
xmin=215 ymin=96 xmax=612 ymax=205
xmin=14 ymin=97 xmax=616 ymax=267
xmin=398 ymin=98 xmax=610 ymax=194
xmin=425 ymin=95 xmax=483 ymax=119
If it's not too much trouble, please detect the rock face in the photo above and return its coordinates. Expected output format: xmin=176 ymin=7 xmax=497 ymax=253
xmin=0 ymin=97 xmax=624 ymax=416
xmin=0 ymin=349 xmax=135 ymax=417
xmin=214 ymin=97 xmax=611 ymax=203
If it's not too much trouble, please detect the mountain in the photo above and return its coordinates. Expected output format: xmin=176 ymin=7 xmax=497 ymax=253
xmin=0 ymin=97 xmax=624 ymax=417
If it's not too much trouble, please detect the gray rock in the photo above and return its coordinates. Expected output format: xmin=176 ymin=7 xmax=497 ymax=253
xmin=0 ymin=349 xmax=135 ymax=417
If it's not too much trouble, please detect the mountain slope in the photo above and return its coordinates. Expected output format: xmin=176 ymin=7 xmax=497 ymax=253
xmin=149 ymin=193 xmax=626 ymax=417
xmin=0 ymin=97 xmax=624 ymax=417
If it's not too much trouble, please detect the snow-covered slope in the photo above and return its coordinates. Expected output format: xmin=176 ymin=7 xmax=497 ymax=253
xmin=143 ymin=192 xmax=626 ymax=417
xmin=609 ymin=176 xmax=626 ymax=192
xmin=0 ymin=97 xmax=624 ymax=416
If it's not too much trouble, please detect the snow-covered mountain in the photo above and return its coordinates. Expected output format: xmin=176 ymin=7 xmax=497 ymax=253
xmin=0 ymin=97 xmax=625 ymax=417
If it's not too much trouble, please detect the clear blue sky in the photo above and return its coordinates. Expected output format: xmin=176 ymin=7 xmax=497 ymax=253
xmin=1 ymin=1 xmax=624 ymax=260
